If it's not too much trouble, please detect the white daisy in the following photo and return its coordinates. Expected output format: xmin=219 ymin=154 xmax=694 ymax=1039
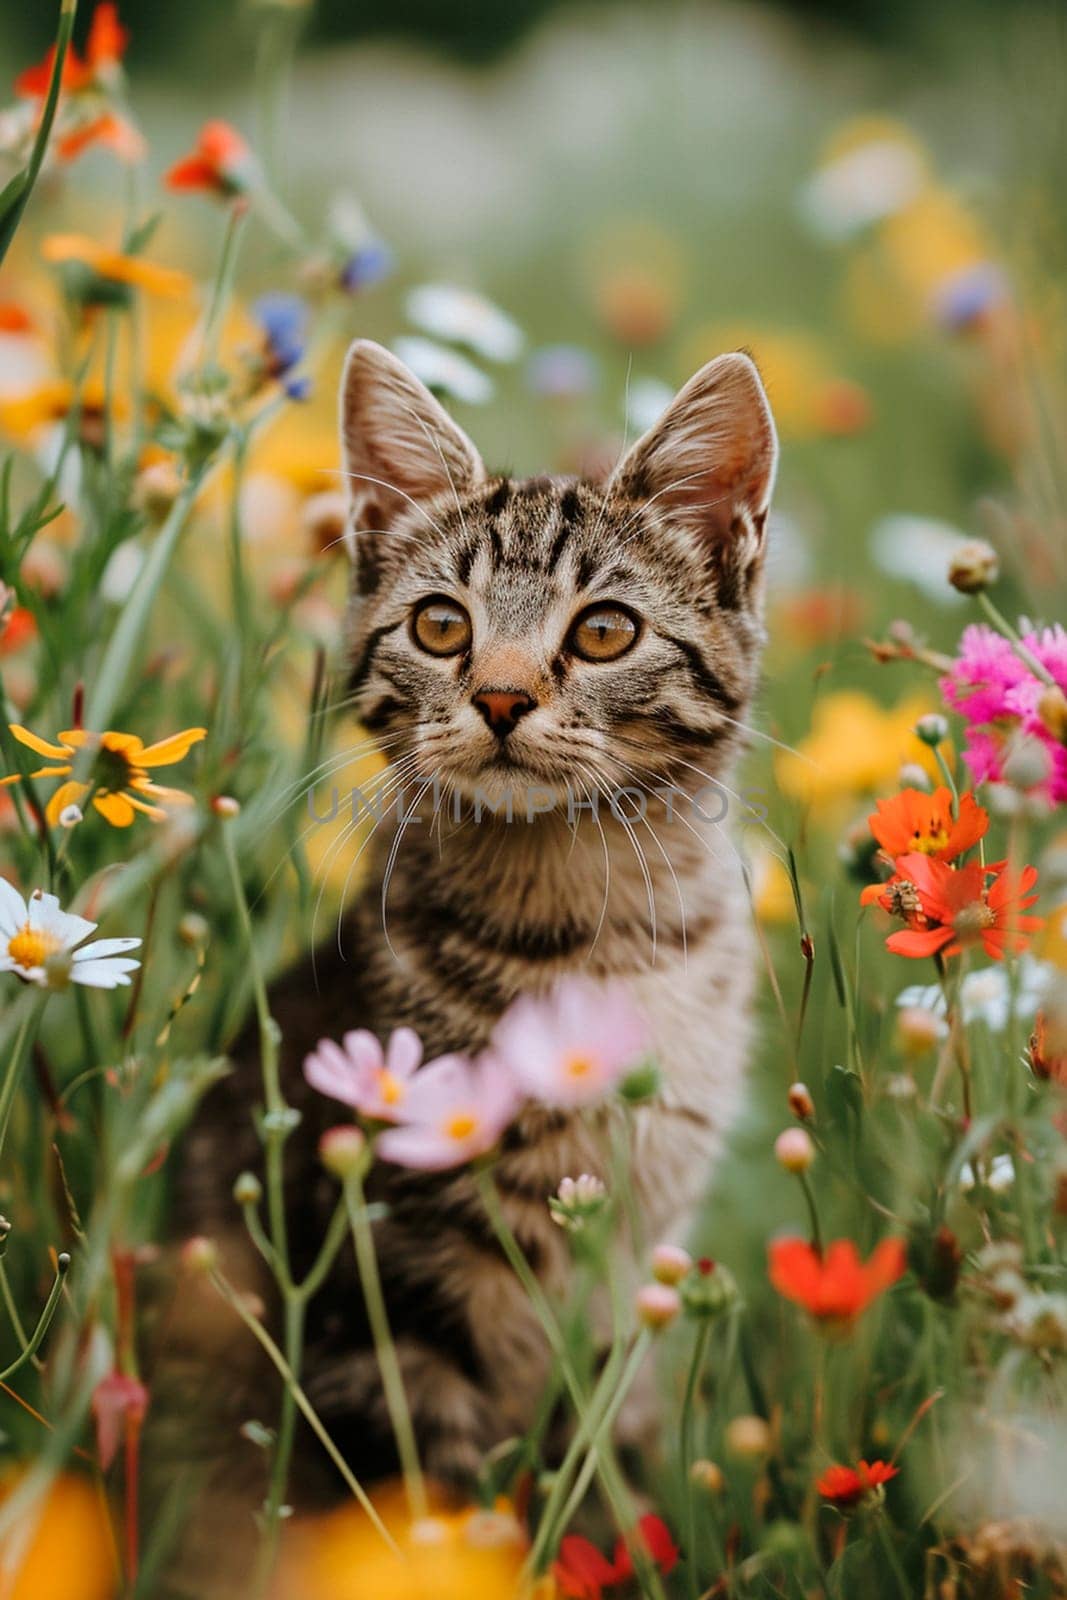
xmin=0 ymin=880 xmax=141 ymax=990
xmin=869 ymin=514 xmax=972 ymax=606
xmin=896 ymin=956 xmax=1055 ymax=1034
xmin=391 ymin=337 xmax=493 ymax=406
xmin=798 ymin=138 xmax=925 ymax=242
xmin=405 ymin=284 xmax=523 ymax=363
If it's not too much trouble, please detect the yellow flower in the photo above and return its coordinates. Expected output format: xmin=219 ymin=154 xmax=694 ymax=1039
xmin=1038 ymin=898 xmax=1067 ymax=971
xmin=0 ymin=1470 xmax=117 ymax=1600
xmin=275 ymin=1485 xmax=533 ymax=1600
xmin=748 ymin=846 xmax=797 ymax=926
xmin=41 ymin=233 xmax=193 ymax=300
xmin=2 ymin=723 xmax=205 ymax=827
xmin=776 ymin=691 xmax=944 ymax=806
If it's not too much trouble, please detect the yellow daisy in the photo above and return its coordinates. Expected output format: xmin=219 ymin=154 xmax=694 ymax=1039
xmin=2 ymin=723 xmax=205 ymax=827
xmin=41 ymin=234 xmax=193 ymax=301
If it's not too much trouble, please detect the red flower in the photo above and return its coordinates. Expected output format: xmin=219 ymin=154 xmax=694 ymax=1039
xmin=816 ymin=1459 xmax=899 ymax=1507
xmin=15 ymin=4 xmax=128 ymax=99
xmin=879 ymin=853 xmax=1042 ymax=962
xmin=768 ymin=1237 xmax=906 ymax=1326
xmin=867 ymin=786 xmax=987 ymax=864
xmin=165 ymin=120 xmax=258 ymax=199
xmin=553 ymin=1515 xmax=679 ymax=1599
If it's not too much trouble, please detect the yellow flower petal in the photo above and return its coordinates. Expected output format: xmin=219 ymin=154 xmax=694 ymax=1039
xmin=92 ymin=791 xmax=135 ymax=827
xmin=130 ymin=779 xmax=193 ymax=805
xmin=8 ymin=724 xmax=70 ymax=760
xmin=45 ymin=780 xmax=89 ymax=826
xmin=41 ymin=234 xmax=193 ymax=300
xmin=125 ymin=793 xmax=167 ymax=821
xmin=137 ymin=728 xmax=206 ymax=768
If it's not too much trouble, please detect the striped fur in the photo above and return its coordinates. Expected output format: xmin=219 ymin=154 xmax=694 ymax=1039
xmin=168 ymin=342 xmax=778 ymax=1573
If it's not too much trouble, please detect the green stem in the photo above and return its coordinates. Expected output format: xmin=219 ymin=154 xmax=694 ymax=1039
xmin=0 ymin=0 xmax=78 ymax=268
xmin=210 ymin=1269 xmax=396 ymax=1551
xmin=682 ymin=1322 xmax=713 ymax=1600
xmin=0 ymin=1253 xmax=69 ymax=1382
xmin=200 ymin=204 xmax=247 ymax=373
xmin=82 ymin=469 xmax=206 ymax=734
xmin=976 ymin=592 xmax=1058 ymax=689
xmin=798 ymin=1170 xmax=824 ymax=1256
xmin=345 ymin=1173 xmax=428 ymax=1519
xmin=0 ymin=992 xmax=48 ymax=1171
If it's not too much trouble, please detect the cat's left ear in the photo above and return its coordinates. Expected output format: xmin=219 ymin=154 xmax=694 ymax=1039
xmin=608 ymin=352 xmax=777 ymax=553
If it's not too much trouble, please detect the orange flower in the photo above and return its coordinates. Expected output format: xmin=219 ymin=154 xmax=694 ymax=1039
xmin=56 ymin=110 xmax=145 ymax=165
xmin=41 ymin=234 xmax=190 ymax=299
xmin=2 ymin=722 xmax=205 ymax=827
xmin=816 ymin=1459 xmax=899 ymax=1507
xmin=1029 ymin=1011 xmax=1067 ymax=1087
xmin=768 ymin=1236 xmax=906 ymax=1326
xmin=15 ymin=3 xmax=128 ymax=99
xmin=871 ymin=853 xmax=1043 ymax=962
xmin=868 ymin=786 xmax=987 ymax=863
xmin=165 ymin=120 xmax=258 ymax=198
xmin=0 ymin=607 xmax=36 ymax=656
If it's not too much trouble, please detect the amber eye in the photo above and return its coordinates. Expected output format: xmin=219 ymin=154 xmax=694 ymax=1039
xmin=412 ymin=596 xmax=472 ymax=656
xmin=569 ymin=604 xmax=639 ymax=662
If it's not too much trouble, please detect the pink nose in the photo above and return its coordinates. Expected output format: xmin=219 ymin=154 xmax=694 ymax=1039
xmin=472 ymin=689 xmax=536 ymax=737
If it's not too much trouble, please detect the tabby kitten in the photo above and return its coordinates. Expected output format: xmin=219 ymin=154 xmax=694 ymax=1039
xmin=175 ymin=338 xmax=777 ymax=1522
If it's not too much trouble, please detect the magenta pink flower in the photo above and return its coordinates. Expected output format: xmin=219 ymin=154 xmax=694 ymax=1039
xmin=304 ymin=1026 xmax=423 ymax=1121
xmin=91 ymin=1372 xmax=149 ymax=1471
xmin=376 ymin=1053 xmax=520 ymax=1171
xmin=941 ymin=622 xmax=1067 ymax=804
xmin=487 ymin=977 xmax=649 ymax=1108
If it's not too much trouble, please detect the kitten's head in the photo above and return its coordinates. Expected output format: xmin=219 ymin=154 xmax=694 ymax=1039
xmin=339 ymin=339 xmax=777 ymax=806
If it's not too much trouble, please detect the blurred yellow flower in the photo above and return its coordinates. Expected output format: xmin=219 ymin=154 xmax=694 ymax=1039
xmin=274 ymin=1486 xmax=534 ymax=1600
xmin=748 ymin=846 xmax=796 ymax=926
xmin=0 ymin=1471 xmax=117 ymax=1600
xmin=1038 ymin=899 xmax=1067 ymax=971
xmin=681 ymin=325 xmax=869 ymax=439
xmin=41 ymin=234 xmax=193 ymax=300
xmin=776 ymin=691 xmax=944 ymax=805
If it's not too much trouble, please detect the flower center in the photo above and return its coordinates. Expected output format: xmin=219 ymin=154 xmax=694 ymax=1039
xmin=563 ymin=1052 xmax=597 ymax=1080
xmin=92 ymin=737 xmax=137 ymax=793
xmin=7 ymin=922 xmax=62 ymax=969
xmin=913 ymin=825 xmax=950 ymax=855
xmin=445 ymin=1110 xmax=479 ymax=1142
xmin=953 ymin=903 xmax=996 ymax=939
xmin=375 ymin=1070 xmax=405 ymax=1107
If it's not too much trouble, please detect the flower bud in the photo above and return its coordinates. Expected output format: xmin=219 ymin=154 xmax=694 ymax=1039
xmin=1001 ymin=736 xmax=1051 ymax=792
xmin=898 ymin=762 xmax=932 ymax=791
xmin=133 ymin=459 xmax=183 ymax=520
xmin=914 ymin=713 xmax=949 ymax=747
xmin=681 ymin=1257 xmax=739 ymax=1319
xmin=1037 ymin=685 xmax=1067 ymax=746
xmin=786 ymin=1082 xmax=814 ymax=1121
xmin=774 ymin=1128 xmax=815 ymax=1175
xmin=178 ymin=911 xmax=211 ymax=948
xmin=896 ymin=1005 xmax=945 ymax=1056
xmin=181 ymin=1236 xmax=218 ymax=1274
xmin=651 ymin=1243 xmax=693 ymax=1286
xmin=549 ymin=1173 xmax=608 ymax=1232
xmin=947 ymin=539 xmax=999 ymax=594
xmin=635 ymin=1282 xmax=681 ymax=1332
xmin=233 ymin=1171 xmax=263 ymax=1207
xmin=690 ymin=1459 xmax=725 ymax=1494
xmin=725 ymin=1414 xmax=772 ymax=1460
xmin=318 ymin=1125 xmax=366 ymax=1179
xmin=212 ymin=795 xmax=241 ymax=818
xmin=618 ymin=1058 xmax=661 ymax=1104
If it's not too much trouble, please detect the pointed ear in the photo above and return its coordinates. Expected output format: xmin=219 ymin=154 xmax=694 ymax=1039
xmin=339 ymin=339 xmax=486 ymax=547
xmin=608 ymin=352 xmax=777 ymax=550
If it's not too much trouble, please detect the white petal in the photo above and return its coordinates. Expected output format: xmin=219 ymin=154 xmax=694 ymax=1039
xmin=0 ymin=877 xmax=27 ymax=938
xmin=73 ymin=937 xmax=142 ymax=961
xmin=28 ymin=891 xmax=95 ymax=948
xmin=70 ymin=958 xmax=140 ymax=988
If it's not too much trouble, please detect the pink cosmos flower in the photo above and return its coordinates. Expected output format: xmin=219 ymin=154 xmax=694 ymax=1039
xmin=941 ymin=622 xmax=1067 ymax=804
xmin=303 ymin=1026 xmax=423 ymax=1121
xmin=487 ymin=977 xmax=649 ymax=1108
xmin=375 ymin=1053 xmax=521 ymax=1172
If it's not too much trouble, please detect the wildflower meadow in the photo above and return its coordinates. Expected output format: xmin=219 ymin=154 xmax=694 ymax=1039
xmin=1 ymin=2 xmax=1067 ymax=1596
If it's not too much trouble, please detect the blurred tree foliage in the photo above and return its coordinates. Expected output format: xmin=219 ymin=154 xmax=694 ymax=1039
xmin=11 ymin=0 xmax=1015 ymax=71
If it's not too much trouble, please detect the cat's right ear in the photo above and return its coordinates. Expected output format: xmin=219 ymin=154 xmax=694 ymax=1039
xmin=339 ymin=339 xmax=485 ymax=560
